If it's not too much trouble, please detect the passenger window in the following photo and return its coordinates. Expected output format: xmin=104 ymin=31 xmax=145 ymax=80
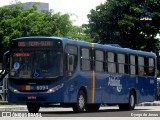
xmin=95 ymin=50 xmax=104 ymax=72
xmin=82 ymin=48 xmax=90 ymax=59
xmin=118 ymin=54 xmax=125 ymax=74
xmin=81 ymin=48 xmax=91 ymax=71
xmin=130 ymin=55 xmax=136 ymax=75
xmin=148 ymin=58 xmax=154 ymax=76
xmin=65 ymin=45 xmax=77 ymax=55
xmin=107 ymin=52 xmax=116 ymax=73
xmin=65 ymin=45 xmax=78 ymax=75
xmin=138 ymin=56 xmax=145 ymax=76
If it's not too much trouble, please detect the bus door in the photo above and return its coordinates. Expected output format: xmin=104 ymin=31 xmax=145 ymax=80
xmin=137 ymin=56 xmax=156 ymax=101
xmin=146 ymin=58 xmax=157 ymax=99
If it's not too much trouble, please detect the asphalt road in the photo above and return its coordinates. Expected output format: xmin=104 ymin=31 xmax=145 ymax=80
xmin=0 ymin=106 xmax=160 ymax=120
xmin=39 ymin=106 xmax=160 ymax=117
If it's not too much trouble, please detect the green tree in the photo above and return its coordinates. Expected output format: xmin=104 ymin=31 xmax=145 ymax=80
xmin=87 ymin=0 xmax=160 ymax=53
xmin=0 ymin=1 xmax=74 ymax=61
xmin=67 ymin=25 xmax=92 ymax=42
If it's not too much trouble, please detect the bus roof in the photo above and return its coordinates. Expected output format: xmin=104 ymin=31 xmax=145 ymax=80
xmin=13 ymin=36 xmax=156 ymax=57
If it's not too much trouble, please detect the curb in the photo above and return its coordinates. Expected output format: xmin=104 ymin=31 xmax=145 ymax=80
xmin=0 ymin=106 xmax=27 ymax=111
xmin=0 ymin=102 xmax=160 ymax=111
xmin=137 ymin=102 xmax=160 ymax=106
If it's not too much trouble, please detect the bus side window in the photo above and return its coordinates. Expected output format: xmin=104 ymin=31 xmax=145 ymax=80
xmin=107 ymin=52 xmax=116 ymax=73
xmin=138 ymin=56 xmax=145 ymax=76
xmin=130 ymin=55 xmax=136 ymax=75
xmin=117 ymin=53 xmax=125 ymax=74
xmin=95 ymin=50 xmax=104 ymax=72
xmin=65 ymin=45 xmax=78 ymax=75
xmin=81 ymin=48 xmax=91 ymax=71
xmin=148 ymin=58 xmax=154 ymax=76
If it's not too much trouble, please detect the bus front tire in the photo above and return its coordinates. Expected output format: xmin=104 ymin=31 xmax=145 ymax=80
xmin=72 ymin=90 xmax=86 ymax=112
xmin=27 ymin=103 xmax=40 ymax=113
xmin=119 ymin=91 xmax=136 ymax=111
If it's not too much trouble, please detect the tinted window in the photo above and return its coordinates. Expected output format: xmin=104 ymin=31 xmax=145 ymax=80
xmin=95 ymin=50 xmax=104 ymax=72
xmin=118 ymin=54 xmax=125 ymax=74
xmin=130 ymin=55 xmax=136 ymax=75
xmin=138 ymin=56 xmax=145 ymax=75
xmin=107 ymin=52 xmax=116 ymax=73
xmin=81 ymin=48 xmax=91 ymax=71
xmin=148 ymin=58 xmax=154 ymax=76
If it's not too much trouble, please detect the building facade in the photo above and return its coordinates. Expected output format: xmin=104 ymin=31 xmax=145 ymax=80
xmin=23 ymin=2 xmax=49 ymax=12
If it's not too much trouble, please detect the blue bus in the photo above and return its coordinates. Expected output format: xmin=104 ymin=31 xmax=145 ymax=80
xmin=0 ymin=36 xmax=157 ymax=113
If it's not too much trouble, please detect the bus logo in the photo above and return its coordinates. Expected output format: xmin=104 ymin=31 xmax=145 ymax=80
xmin=108 ymin=76 xmax=122 ymax=92
xmin=140 ymin=6 xmax=152 ymax=21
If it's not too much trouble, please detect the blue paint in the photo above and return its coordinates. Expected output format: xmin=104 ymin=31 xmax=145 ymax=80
xmin=7 ymin=36 xmax=157 ymax=107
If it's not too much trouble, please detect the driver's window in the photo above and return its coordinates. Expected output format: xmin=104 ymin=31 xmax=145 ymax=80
xmin=65 ymin=45 xmax=78 ymax=74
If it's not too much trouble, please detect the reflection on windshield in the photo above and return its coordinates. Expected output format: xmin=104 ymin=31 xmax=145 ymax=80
xmin=10 ymin=50 xmax=62 ymax=78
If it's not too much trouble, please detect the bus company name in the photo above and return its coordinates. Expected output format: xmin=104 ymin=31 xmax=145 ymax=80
xmin=108 ymin=77 xmax=120 ymax=86
xmin=108 ymin=77 xmax=122 ymax=92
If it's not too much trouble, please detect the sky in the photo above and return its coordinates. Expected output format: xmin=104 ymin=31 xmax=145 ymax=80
xmin=0 ymin=0 xmax=106 ymax=26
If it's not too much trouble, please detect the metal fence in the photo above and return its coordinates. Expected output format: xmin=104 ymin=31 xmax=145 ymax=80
xmin=0 ymin=74 xmax=8 ymax=102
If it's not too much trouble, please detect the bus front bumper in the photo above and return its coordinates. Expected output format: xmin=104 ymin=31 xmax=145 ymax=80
xmin=7 ymin=89 xmax=64 ymax=104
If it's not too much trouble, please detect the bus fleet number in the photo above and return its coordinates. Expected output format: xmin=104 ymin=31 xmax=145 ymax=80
xmin=36 ymin=86 xmax=49 ymax=90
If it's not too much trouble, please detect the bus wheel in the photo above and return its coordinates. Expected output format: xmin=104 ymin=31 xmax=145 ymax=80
xmin=85 ymin=104 xmax=100 ymax=112
xmin=72 ymin=90 xmax=86 ymax=112
xmin=118 ymin=91 xmax=136 ymax=111
xmin=27 ymin=103 xmax=40 ymax=113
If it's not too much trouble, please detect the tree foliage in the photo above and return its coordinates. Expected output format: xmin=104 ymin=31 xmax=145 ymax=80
xmin=87 ymin=0 xmax=160 ymax=53
xmin=67 ymin=25 xmax=93 ymax=42
xmin=0 ymin=1 xmax=91 ymax=61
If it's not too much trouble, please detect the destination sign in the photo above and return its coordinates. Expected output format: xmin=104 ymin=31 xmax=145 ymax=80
xmin=18 ymin=41 xmax=53 ymax=47
xmin=14 ymin=53 xmax=30 ymax=57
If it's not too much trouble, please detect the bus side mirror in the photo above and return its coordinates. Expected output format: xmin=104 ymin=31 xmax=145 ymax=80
xmin=67 ymin=54 xmax=74 ymax=75
xmin=0 ymin=63 xmax=2 ymax=77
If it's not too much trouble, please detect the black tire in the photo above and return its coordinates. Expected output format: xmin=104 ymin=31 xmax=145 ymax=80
xmin=85 ymin=104 xmax=100 ymax=112
xmin=27 ymin=103 xmax=40 ymax=113
xmin=72 ymin=90 xmax=86 ymax=112
xmin=119 ymin=91 xmax=136 ymax=111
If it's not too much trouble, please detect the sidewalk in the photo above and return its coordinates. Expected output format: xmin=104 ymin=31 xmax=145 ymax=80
xmin=0 ymin=105 xmax=27 ymax=111
xmin=137 ymin=101 xmax=160 ymax=106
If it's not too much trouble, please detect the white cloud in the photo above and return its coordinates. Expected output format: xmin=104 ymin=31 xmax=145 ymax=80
xmin=51 ymin=0 xmax=106 ymax=25
xmin=0 ymin=0 xmax=106 ymax=26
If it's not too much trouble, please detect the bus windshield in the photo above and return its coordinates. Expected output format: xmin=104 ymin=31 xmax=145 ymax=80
xmin=10 ymin=49 xmax=62 ymax=78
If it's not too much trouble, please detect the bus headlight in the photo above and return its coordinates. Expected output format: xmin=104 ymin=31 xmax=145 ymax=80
xmin=9 ymin=86 xmax=19 ymax=93
xmin=47 ymin=83 xmax=64 ymax=93
xmin=13 ymin=89 xmax=18 ymax=93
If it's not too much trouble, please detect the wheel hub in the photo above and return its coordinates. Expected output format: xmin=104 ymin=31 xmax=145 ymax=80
xmin=79 ymin=95 xmax=85 ymax=109
xmin=130 ymin=95 xmax=134 ymax=107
